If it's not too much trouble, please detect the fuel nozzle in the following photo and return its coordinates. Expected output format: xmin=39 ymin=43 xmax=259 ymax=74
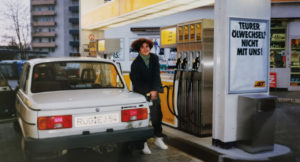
xmin=192 ymin=51 xmax=201 ymax=71
xmin=145 ymin=93 xmax=153 ymax=106
xmin=192 ymin=56 xmax=200 ymax=70
xmin=181 ymin=57 xmax=187 ymax=70
xmin=175 ymin=57 xmax=181 ymax=69
xmin=146 ymin=93 xmax=151 ymax=101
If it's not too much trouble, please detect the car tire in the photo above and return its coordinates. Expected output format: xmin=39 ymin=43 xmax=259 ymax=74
xmin=13 ymin=120 xmax=21 ymax=133
xmin=120 ymin=140 xmax=144 ymax=153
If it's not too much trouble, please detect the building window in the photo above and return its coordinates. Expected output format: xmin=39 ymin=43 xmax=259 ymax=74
xmin=71 ymin=22 xmax=79 ymax=26
xmin=48 ymin=38 xmax=55 ymax=42
xmin=72 ymin=35 xmax=79 ymax=41
xmin=48 ymin=28 xmax=55 ymax=32
xmin=72 ymin=47 xmax=79 ymax=52
xmin=48 ymin=6 xmax=55 ymax=11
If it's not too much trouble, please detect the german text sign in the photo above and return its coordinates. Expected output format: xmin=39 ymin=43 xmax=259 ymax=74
xmin=228 ymin=18 xmax=269 ymax=93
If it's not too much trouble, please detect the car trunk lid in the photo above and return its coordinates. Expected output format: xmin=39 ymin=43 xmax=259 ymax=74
xmin=30 ymin=89 xmax=146 ymax=111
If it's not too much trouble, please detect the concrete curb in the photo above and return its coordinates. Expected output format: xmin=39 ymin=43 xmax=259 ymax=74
xmin=277 ymin=98 xmax=300 ymax=104
xmin=0 ymin=117 xmax=16 ymax=124
xmin=163 ymin=126 xmax=294 ymax=162
xmin=164 ymin=133 xmax=220 ymax=162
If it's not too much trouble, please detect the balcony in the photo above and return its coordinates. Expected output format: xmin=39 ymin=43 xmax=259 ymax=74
xmin=69 ymin=18 xmax=79 ymax=24
xmin=69 ymin=29 xmax=79 ymax=35
xmin=32 ymin=11 xmax=56 ymax=16
xmin=32 ymin=21 xmax=56 ymax=27
xmin=32 ymin=32 xmax=56 ymax=37
xmin=69 ymin=6 xmax=79 ymax=12
xmin=69 ymin=41 xmax=79 ymax=47
xmin=32 ymin=0 xmax=56 ymax=6
xmin=32 ymin=42 xmax=56 ymax=48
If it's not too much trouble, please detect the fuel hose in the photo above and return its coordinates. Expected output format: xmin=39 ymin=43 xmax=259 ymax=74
xmin=163 ymin=74 xmax=203 ymax=128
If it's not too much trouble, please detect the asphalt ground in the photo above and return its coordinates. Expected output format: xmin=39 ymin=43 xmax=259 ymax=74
xmin=0 ymin=122 xmax=203 ymax=162
xmin=0 ymin=90 xmax=299 ymax=162
xmin=275 ymin=102 xmax=300 ymax=160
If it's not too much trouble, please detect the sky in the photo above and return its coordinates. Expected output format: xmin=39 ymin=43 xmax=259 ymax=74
xmin=0 ymin=0 xmax=30 ymax=45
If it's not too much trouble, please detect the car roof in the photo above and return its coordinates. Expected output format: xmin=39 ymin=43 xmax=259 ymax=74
xmin=26 ymin=57 xmax=114 ymax=66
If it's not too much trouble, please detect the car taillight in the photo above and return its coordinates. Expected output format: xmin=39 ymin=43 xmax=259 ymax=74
xmin=38 ymin=115 xmax=72 ymax=130
xmin=121 ymin=108 xmax=148 ymax=122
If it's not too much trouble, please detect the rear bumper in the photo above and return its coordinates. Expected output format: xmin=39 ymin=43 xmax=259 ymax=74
xmin=23 ymin=126 xmax=153 ymax=152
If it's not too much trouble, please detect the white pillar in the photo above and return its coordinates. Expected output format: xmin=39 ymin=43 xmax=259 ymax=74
xmin=213 ymin=0 xmax=271 ymax=146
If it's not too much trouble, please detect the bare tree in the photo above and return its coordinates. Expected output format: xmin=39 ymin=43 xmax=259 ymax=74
xmin=2 ymin=0 xmax=30 ymax=60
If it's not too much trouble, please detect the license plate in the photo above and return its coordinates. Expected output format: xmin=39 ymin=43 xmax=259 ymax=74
xmin=75 ymin=113 xmax=119 ymax=127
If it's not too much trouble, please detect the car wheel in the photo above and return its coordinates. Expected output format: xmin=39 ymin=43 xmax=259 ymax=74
xmin=120 ymin=140 xmax=144 ymax=153
xmin=13 ymin=120 xmax=21 ymax=133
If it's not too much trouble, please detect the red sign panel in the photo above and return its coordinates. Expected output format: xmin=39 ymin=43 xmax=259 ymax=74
xmin=269 ymin=72 xmax=277 ymax=88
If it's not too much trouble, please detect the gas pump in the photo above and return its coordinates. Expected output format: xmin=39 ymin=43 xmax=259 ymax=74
xmin=162 ymin=19 xmax=214 ymax=137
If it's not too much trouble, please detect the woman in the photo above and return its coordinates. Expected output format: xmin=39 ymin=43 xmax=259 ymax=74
xmin=130 ymin=38 xmax=168 ymax=154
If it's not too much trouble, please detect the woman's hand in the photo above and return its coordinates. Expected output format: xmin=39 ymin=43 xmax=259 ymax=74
xmin=150 ymin=91 xmax=157 ymax=100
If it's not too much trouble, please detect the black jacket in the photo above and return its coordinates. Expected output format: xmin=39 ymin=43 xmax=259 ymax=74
xmin=130 ymin=53 xmax=162 ymax=96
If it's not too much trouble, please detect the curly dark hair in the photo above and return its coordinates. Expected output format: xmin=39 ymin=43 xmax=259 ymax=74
xmin=131 ymin=38 xmax=154 ymax=52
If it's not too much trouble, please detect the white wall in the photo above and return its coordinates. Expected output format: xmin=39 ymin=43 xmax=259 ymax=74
xmin=80 ymin=0 xmax=104 ymax=15
xmin=213 ymin=0 xmax=270 ymax=143
xmin=104 ymin=6 xmax=214 ymax=71
xmin=51 ymin=0 xmax=66 ymax=57
xmin=289 ymin=20 xmax=300 ymax=36
xmin=272 ymin=3 xmax=300 ymax=18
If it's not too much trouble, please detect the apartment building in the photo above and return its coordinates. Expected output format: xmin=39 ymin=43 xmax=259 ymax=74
xmin=31 ymin=0 xmax=80 ymax=57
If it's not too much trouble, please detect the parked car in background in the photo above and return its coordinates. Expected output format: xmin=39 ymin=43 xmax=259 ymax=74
xmin=0 ymin=60 xmax=26 ymax=90
xmin=15 ymin=57 xmax=153 ymax=161
xmin=0 ymin=71 xmax=15 ymax=118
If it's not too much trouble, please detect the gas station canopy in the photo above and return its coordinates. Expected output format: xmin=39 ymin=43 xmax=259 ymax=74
xmin=82 ymin=0 xmax=214 ymax=30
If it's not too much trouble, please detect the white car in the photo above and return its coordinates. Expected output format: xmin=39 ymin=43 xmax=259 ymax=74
xmin=15 ymin=57 xmax=153 ymax=160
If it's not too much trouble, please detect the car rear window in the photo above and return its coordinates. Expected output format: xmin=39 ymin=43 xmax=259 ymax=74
xmin=31 ymin=61 xmax=124 ymax=93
